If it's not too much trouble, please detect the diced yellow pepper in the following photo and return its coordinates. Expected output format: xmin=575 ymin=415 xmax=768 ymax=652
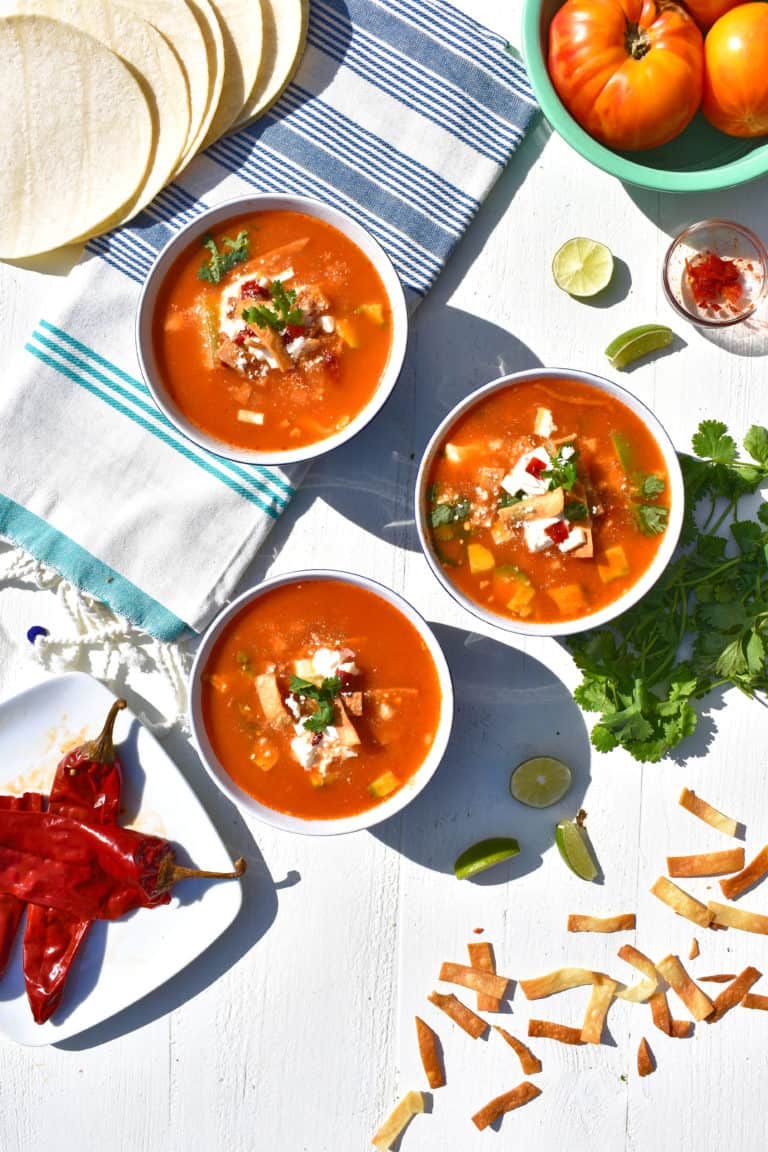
xmin=467 ymin=543 xmax=495 ymax=574
xmin=506 ymin=582 xmax=536 ymax=617
xmin=357 ymin=303 xmax=385 ymax=325
xmin=369 ymin=770 xmax=400 ymax=798
xmin=336 ymin=317 xmax=360 ymax=348
xmin=597 ymin=545 xmax=630 ymax=584
xmin=548 ymin=584 xmax=587 ymax=616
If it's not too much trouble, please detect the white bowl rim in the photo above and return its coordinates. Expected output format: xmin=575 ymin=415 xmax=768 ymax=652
xmin=135 ymin=192 xmax=409 ymax=466
xmin=188 ymin=568 xmax=455 ymax=835
xmin=415 ymin=367 xmax=685 ymax=638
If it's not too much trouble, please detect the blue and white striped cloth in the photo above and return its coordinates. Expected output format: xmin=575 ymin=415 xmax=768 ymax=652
xmin=0 ymin=0 xmax=537 ymax=640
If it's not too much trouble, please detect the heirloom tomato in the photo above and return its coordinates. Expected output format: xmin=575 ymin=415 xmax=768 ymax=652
xmin=702 ymin=4 xmax=768 ymax=137
xmin=681 ymin=0 xmax=740 ymax=30
xmin=548 ymin=0 xmax=704 ymax=151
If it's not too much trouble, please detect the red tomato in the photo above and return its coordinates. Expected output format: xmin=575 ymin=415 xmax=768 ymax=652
xmin=682 ymin=0 xmax=740 ymax=30
xmin=548 ymin=0 xmax=704 ymax=151
xmin=702 ymin=4 xmax=768 ymax=136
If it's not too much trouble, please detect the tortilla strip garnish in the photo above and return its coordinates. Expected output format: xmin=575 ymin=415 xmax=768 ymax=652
xmin=707 ymin=967 xmax=762 ymax=1023
xmin=581 ymin=977 xmax=617 ymax=1044
xmin=678 ymin=788 xmax=739 ymax=837
xmin=438 ymin=962 xmax=508 ymax=1001
xmin=468 ymin=941 xmax=500 ymax=1012
xmin=567 ymin=913 xmax=636 ymax=933
xmin=616 ymin=945 xmax=658 ymax=1003
xmin=699 ymin=974 xmax=738 ymax=982
xmin=667 ymin=848 xmax=745 ymax=878
xmin=427 ymin=991 xmax=487 ymax=1039
xmin=671 ymin=1019 xmax=693 ymax=1038
xmin=708 ymin=900 xmax=768 ymax=935
xmin=637 ymin=1037 xmax=655 ymax=1077
xmin=528 ymin=1019 xmax=584 ymax=1045
xmin=742 ymin=993 xmax=768 ymax=1010
xmin=649 ymin=990 xmax=671 ymax=1035
xmin=719 ymin=845 xmax=768 ymax=901
xmin=520 ymin=968 xmax=601 ymax=1000
xmin=656 ymin=955 xmax=714 ymax=1021
xmin=471 ymin=1081 xmax=542 ymax=1131
xmin=689 ymin=937 xmax=700 ymax=960
xmin=650 ymin=876 xmax=713 ymax=928
xmin=493 ymin=1027 xmax=542 ymax=1074
xmin=415 ymin=1016 xmax=445 ymax=1089
xmin=371 ymin=1091 xmax=424 ymax=1151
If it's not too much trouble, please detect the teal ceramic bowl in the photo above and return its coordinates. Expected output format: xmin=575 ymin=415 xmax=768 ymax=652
xmin=521 ymin=0 xmax=768 ymax=192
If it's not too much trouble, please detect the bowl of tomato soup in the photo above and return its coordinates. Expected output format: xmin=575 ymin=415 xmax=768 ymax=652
xmin=189 ymin=571 xmax=453 ymax=834
xmin=137 ymin=195 xmax=407 ymax=464
xmin=416 ymin=369 xmax=684 ymax=637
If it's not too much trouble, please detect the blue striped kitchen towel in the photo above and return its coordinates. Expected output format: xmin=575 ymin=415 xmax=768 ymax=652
xmin=0 ymin=0 xmax=537 ymax=641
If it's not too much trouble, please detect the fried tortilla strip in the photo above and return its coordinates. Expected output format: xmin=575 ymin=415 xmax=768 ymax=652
xmin=689 ymin=938 xmax=700 ymax=960
xmin=679 ymin=788 xmax=739 ymax=837
xmin=439 ymin=962 xmax=508 ymax=1001
xmin=708 ymin=900 xmax=768 ymax=935
xmin=520 ymin=968 xmax=599 ymax=1000
xmin=371 ymin=1091 xmax=424 ymax=1151
xmin=649 ymin=990 xmax=671 ymax=1035
xmin=707 ymin=967 xmax=762 ymax=1023
xmin=471 ymin=1081 xmax=542 ymax=1131
xmin=427 ymin=991 xmax=487 ymax=1039
xmin=468 ymin=941 xmax=500 ymax=1012
xmin=667 ymin=848 xmax=745 ymax=878
xmin=568 ymin=913 xmax=636 ymax=933
xmin=581 ymin=977 xmax=617 ymax=1044
xmin=493 ymin=1027 xmax=542 ymax=1075
xmin=650 ymin=876 xmax=713 ymax=928
xmin=656 ymin=955 xmax=714 ymax=1021
xmin=528 ymin=1019 xmax=584 ymax=1045
xmin=671 ymin=1019 xmax=693 ymax=1038
xmin=637 ymin=1037 xmax=655 ymax=1077
xmin=498 ymin=487 xmax=565 ymax=523
xmin=617 ymin=945 xmax=658 ymax=1003
xmin=415 ymin=1016 xmax=445 ymax=1090
xmin=742 ymin=993 xmax=768 ymax=1010
xmin=699 ymin=974 xmax=738 ymax=983
xmin=719 ymin=845 xmax=768 ymax=901
xmin=255 ymin=673 xmax=290 ymax=727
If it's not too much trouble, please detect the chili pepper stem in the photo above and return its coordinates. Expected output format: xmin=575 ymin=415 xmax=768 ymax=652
xmin=156 ymin=855 xmax=247 ymax=892
xmin=81 ymin=699 xmax=127 ymax=765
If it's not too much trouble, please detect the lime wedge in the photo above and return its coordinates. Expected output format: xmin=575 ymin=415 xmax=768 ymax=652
xmin=555 ymin=813 xmax=598 ymax=881
xmin=454 ymin=837 xmax=520 ymax=880
xmin=510 ymin=756 xmax=572 ymax=808
xmin=605 ymin=324 xmax=674 ymax=370
xmin=552 ymin=238 xmax=614 ymax=297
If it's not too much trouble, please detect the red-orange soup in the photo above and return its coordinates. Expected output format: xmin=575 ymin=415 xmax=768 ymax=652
xmin=153 ymin=210 xmax=394 ymax=452
xmin=201 ymin=581 xmax=443 ymax=819
xmin=425 ymin=378 xmax=671 ymax=625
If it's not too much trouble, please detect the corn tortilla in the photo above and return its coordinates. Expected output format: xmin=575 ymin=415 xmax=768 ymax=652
xmin=232 ymin=0 xmax=308 ymax=129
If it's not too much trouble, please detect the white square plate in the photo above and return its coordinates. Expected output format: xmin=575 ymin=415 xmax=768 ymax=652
xmin=0 ymin=672 xmax=242 ymax=1046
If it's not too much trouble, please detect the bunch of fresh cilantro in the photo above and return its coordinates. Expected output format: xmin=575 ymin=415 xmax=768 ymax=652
xmin=566 ymin=420 xmax=768 ymax=762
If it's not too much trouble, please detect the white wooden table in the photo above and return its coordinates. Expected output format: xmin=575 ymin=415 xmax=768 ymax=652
xmin=2 ymin=3 xmax=768 ymax=1149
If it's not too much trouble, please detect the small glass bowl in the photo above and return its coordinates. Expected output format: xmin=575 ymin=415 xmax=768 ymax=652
xmin=662 ymin=219 xmax=768 ymax=328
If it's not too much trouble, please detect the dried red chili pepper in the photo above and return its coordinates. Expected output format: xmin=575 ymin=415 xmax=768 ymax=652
xmin=0 ymin=793 xmax=43 ymax=976
xmin=0 ymin=810 xmax=245 ymax=920
xmin=23 ymin=699 xmax=125 ymax=1024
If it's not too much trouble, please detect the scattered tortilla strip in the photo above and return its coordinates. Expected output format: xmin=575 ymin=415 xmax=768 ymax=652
xmin=468 ymin=941 xmax=499 ymax=1012
xmin=617 ymin=945 xmax=658 ymax=1003
xmin=719 ymin=845 xmax=768 ymax=901
xmin=471 ymin=1081 xmax=542 ymax=1131
xmin=667 ymin=848 xmax=745 ymax=878
xmin=581 ymin=977 xmax=617 ymax=1044
xmin=742 ymin=993 xmax=768 ymax=1010
xmin=439 ymin=962 xmax=508 ymax=1001
xmin=707 ymin=967 xmax=762 ymax=1023
xmin=679 ymin=788 xmax=739 ymax=837
xmin=528 ymin=1019 xmax=584 ymax=1045
xmin=689 ymin=938 xmax=700 ymax=960
xmin=415 ymin=1017 xmax=444 ymax=1090
xmin=493 ymin=1027 xmax=542 ymax=1075
xmin=671 ymin=1019 xmax=693 ymax=1038
xmin=650 ymin=876 xmax=713 ymax=928
xmin=568 ymin=913 xmax=636 ymax=933
xmin=520 ymin=968 xmax=600 ymax=1000
xmin=637 ymin=1037 xmax=654 ymax=1077
xmin=656 ymin=955 xmax=714 ymax=1021
xmin=649 ymin=990 xmax=671 ymax=1035
xmin=371 ymin=1091 xmax=424 ymax=1151
xmin=708 ymin=900 xmax=768 ymax=935
xmin=427 ymin=991 xmax=487 ymax=1039
xmin=699 ymin=974 xmax=738 ymax=983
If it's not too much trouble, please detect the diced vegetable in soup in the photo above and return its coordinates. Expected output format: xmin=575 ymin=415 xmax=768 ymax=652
xmin=153 ymin=211 xmax=393 ymax=452
xmin=425 ymin=378 xmax=671 ymax=625
xmin=201 ymin=581 xmax=443 ymax=819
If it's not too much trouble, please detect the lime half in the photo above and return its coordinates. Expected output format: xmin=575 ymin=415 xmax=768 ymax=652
xmin=454 ymin=837 xmax=520 ymax=880
xmin=510 ymin=756 xmax=572 ymax=808
xmin=553 ymin=238 xmax=614 ymax=297
xmin=605 ymin=324 xmax=673 ymax=370
xmin=555 ymin=814 xmax=598 ymax=881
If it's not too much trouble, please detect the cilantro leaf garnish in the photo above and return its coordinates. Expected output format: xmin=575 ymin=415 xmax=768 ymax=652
xmin=242 ymin=279 xmax=304 ymax=333
xmin=430 ymin=498 xmax=471 ymax=528
xmin=289 ymin=674 xmax=341 ymax=735
xmin=564 ymin=500 xmax=588 ymax=521
xmin=197 ymin=230 xmax=249 ymax=284
xmin=633 ymin=503 xmax=669 ymax=536
xmin=638 ymin=474 xmax=665 ymax=499
xmin=542 ymin=447 xmax=579 ymax=492
xmin=691 ymin=419 xmax=737 ymax=465
xmin=498 ymin=491 xmax=522 ymax=509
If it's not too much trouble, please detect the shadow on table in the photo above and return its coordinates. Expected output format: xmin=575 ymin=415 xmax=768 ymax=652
xmin=370 ymin=624 xmax=591 ymax=883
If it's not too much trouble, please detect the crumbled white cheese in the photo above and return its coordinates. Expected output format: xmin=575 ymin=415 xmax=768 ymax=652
xmin=501 ymin=448 xmax=553 ymax=498
xmin=290 ymin=723 xmax=358 ymax=775
xmin=320 ymin=315 xmax=335 ymax=333
xmin=560 ymin=445 xmax=576 ymax=460
xmin=272 ymin=267 xmax=294 ymax=283
xmin=534 ymin=407 xmax=555 ymax=437
xmin=286 ymin=336 xmax=306 ymax=358
xmin=284 ymin=695 xmax=301 ymax=720
xmin=558 ymin=526 xmax=587 ymax=553
xmin=523 ymin=517 xmax=560 ymax=553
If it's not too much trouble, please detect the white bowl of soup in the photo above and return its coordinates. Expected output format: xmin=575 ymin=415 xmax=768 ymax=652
xmin=189 ymin=571 xmax=453 ymax=834
xmin=416 ymin=369 xmax=684 ymax=637
xmin=136 ymin=194 xmax=408 ymax=464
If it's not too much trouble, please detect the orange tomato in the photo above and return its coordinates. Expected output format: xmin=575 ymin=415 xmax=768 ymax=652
xmin=548 ymin=0 xmax=704 ymax=151
xmin=702 ymin=4 xmax=768 ymax=137
xmin=682 ymin=0 xmax=740 ymax=30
